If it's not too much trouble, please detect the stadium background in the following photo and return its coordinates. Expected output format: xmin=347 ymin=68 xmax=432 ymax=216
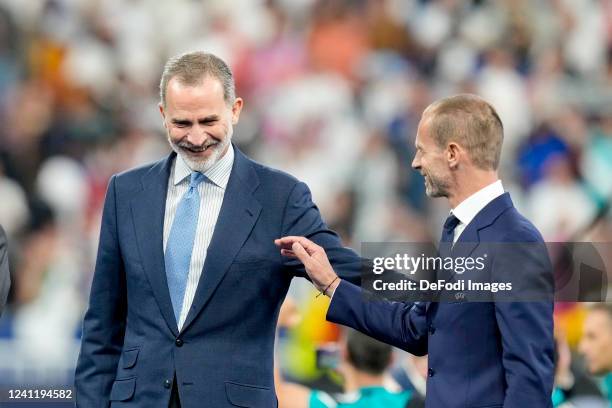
xmin=0 ymin=0 xmax=610 ymax=406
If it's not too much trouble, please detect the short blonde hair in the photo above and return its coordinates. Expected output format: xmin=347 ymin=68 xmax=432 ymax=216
xmin=424 ymin=94 xmax=504 ymax=170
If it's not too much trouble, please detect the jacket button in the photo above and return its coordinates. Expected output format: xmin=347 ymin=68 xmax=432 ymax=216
xmin=175 ymin=338 xmax=184 ymax=347
xmin=164 ymin=379 xmax=172 ymax=389
xmin=428 ymin=368 xmax=435 ymax=377
xmin=429 ymin=326 xmax=436 ymax=335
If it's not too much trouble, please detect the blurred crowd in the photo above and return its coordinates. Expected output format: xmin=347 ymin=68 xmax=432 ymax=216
xmin=0 ymin=0 xmax=611 ymax=404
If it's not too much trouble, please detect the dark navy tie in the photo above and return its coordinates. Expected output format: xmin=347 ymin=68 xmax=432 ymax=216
xmin=441 ymin=213 xmax=460 ymax=244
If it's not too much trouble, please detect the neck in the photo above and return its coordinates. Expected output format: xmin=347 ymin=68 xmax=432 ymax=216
xmin=447 ymin=169 xmax=498 ymax=209
xmin=343 ymin=367 xmax=385 ymax=392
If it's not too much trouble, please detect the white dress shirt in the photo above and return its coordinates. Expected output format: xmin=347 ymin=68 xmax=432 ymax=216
xmin=330 ymin=180 xmax=505 ymax=299
xmin=450 ymin=180 xmax=505 ymax=243
xmin=163 ymin=145 xmax=234 ymax=331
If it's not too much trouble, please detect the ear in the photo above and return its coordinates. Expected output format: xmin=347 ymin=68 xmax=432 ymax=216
xmin=446 ymin=142 xmax=461 ymax=169
xmin=158 ymin=103 xmax=167 ymax=128
xmin=231 ymin=97 xmax=244 ymax=125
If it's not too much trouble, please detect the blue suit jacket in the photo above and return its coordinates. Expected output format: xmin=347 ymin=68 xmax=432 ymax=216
xmin=0 ymin=225 xmax=9 ymax=317
xmin=327 ymin=193 xmax=555 ymax=408
xmin=75 ymin=148 xmax=362 ymax=407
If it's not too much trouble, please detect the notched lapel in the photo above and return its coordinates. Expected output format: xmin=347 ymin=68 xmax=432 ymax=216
xmin=130 ymin=154 xmax=179 ymax=336
xmin=447 ymin=193 xmax=514 ymax=282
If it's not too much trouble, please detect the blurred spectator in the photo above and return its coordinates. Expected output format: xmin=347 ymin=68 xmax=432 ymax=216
xmin=276 ymin=327 xmax=424 ymax=408
xmin=581 ymin=116 xmax=612 ymax=203
xmin=11 ymin=199 xmax=82 ymax=371
xmin=527 ymin=153 xmax=597 ymax=240
xmin=579 ymin=304 xmax=612 ymax=407
xmin=553 ymin=328 xmax=607 ymax=407
xmin=389 ymin=354 xmax=427 ymax=402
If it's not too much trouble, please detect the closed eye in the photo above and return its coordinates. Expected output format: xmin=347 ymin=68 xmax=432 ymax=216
xmin=172 ymin=120 xmax=191 ymax=128
xmin=199 ymin=116 xmax=219 ymax=125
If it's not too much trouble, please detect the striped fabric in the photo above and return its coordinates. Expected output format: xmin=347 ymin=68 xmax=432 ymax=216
xmin=163 ymin=145 xmax=234 ymax=331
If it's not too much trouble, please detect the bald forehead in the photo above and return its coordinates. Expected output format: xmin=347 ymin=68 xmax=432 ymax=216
xmin=415 ymin=114 xmax=434 ymax=147
xmin=588 ymin=309 xmax=612 ymax=327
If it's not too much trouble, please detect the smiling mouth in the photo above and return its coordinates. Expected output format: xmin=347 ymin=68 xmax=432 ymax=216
xmin=181 ymin=142 xmax=217 ymax=154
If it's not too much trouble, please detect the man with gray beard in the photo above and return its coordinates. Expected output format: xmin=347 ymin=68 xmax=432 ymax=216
xmin=74 ymin=51 xmax=362 ymax=408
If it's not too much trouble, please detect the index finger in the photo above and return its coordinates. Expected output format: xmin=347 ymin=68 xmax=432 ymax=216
xmin=275 ymin=236 xmax=320 ymax=254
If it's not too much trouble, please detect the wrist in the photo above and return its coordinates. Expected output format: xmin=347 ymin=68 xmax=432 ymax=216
xmin=316 ymin=275 xmax=340 ymax=298
xmin=326 ymin=277 xmax=341 ymax=297
xmin=317 ymin=275 xmax=340 ymax=297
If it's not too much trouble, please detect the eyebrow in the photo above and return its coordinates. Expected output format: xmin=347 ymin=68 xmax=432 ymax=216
xmin=171 ymin=115 xmax=220 ymax=125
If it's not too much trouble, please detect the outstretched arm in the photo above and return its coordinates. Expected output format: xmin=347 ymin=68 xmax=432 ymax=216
xmin=275 ymin=237 xmax=428 ymax=355
xmin=278 ymin=182 xmax=362 ymax=285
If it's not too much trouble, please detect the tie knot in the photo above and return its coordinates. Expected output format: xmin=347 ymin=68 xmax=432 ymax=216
xmin=189 ymin=172 xmax=205 ymax=189
xmin=443 ymin=213 xmax=460 ymax=233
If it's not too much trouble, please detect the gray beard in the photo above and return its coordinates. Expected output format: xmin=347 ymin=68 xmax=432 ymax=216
xmin=168 ymin=131 xmax=232 ymax=173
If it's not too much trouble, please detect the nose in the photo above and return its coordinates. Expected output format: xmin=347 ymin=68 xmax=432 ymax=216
xmin=186 ymin=124 xmax=207 ymax=145
xmin=411 ymin=155 xmax=420 ymax=170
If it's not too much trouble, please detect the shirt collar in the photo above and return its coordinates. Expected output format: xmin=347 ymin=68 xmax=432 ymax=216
xmin=173 ymin=144 xmax=234 ymax=189
xmin=451 ymin=180 xmax=504 ymax=226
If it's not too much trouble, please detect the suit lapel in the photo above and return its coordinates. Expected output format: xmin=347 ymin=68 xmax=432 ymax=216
xmin=454 ymin=192 xmax=514 ymax=251
xmin=180 ymin=148 xmax=262 ymax=333
xmin=433 ymin=193 xmax=515 ymax=291
xmin=130 ymin=153 xmax=179 ymax=336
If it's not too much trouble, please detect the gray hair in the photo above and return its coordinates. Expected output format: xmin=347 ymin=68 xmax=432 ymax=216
xmin=159 ymin=51 xmax=236 ymax=107
xmin=424 ymin=94 xmax=504 ymax=170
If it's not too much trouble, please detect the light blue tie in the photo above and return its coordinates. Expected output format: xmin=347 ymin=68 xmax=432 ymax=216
xmin=165 ymin=172 xmax=205 ymax=324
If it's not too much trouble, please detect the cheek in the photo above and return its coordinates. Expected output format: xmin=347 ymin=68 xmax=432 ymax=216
xmin=428 ymin=156 xmax=448 ymax=176
xmin=420 ymin=157 xmax=434 ymax=173
xmin=168 ymin=127 xmax=186 ymax=140
xmin=214 ymin=120 xmax=231 ymax=138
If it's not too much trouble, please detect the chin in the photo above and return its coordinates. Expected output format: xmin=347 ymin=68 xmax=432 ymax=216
xmin=590 ymin=365 xmax=608 ymax=376
xmin=425 ymin=186 xmax=440 ymax=197
xmin=181 ymin=154 xmax=217 ymax=173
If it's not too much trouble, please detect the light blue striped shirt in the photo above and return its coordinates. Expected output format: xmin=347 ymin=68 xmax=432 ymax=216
xmin=163 ymin=145 xmax=234 ymax=331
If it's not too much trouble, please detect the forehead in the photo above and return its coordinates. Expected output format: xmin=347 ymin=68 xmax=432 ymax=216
xmin=585 ymin=311 xmax=612 ymax=331
xmin=165 ymin=76 xmax=226 ymax=113
xmin=415 ymin=115 xmax=434 ymax=146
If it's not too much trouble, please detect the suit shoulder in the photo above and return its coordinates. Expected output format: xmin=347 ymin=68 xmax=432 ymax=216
xmin=496 ymin=207 xmax=545 ymax=243
xmin=247 ymin=157 xmax=302 ymax=192
xmin=110 ymin=157 xmax=168 ymax=194
xmin=114 ymin=160 xmax=160 ymax=181
xmin=113 ymin=158 xmax=166 ymax=185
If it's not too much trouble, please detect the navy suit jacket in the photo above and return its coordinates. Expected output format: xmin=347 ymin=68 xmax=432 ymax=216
xmin=75 ymin=147 xmax=362 ymax=407
xmin=0 ymin=225 xmax=9 ymax=317
xmin=327 ymin=193 xmax=555 ymax=408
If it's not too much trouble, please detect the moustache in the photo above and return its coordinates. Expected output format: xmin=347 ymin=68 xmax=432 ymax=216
xmin=177 ymin=140 xmax=218 ymax=152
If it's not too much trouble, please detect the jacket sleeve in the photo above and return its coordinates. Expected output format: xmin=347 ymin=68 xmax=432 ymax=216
xmin=0 ymin=225 xmax=10 ymax=317
xmin=492 ymin=237 xmax=555 ymax=407
xmin=281 ymin=182 xmax=362 ymax=285
xmin=75 ymin=176 xmax=127 ymax=407
xmin=326 ymin=279 xmax=428 ymax=356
